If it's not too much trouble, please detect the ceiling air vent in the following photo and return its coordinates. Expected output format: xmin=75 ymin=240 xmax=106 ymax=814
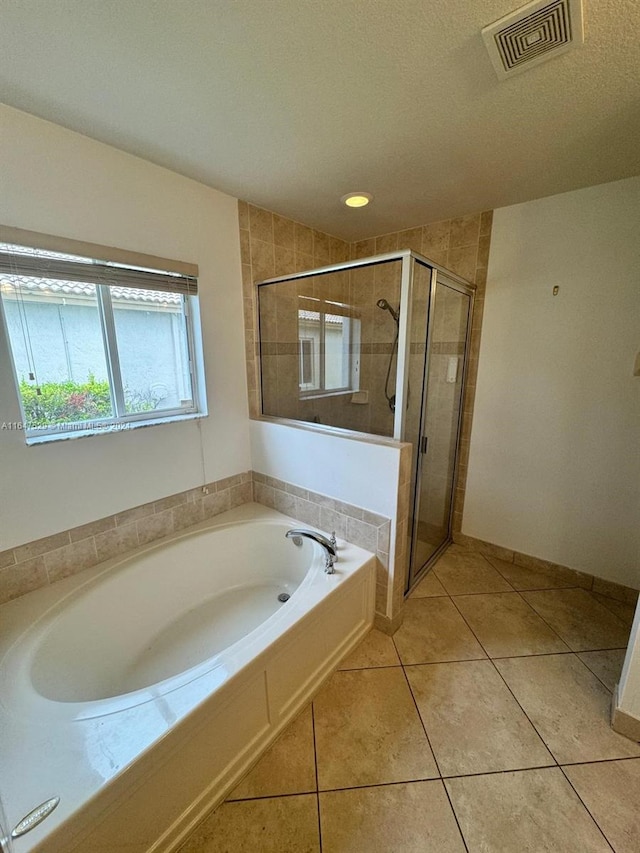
xmin=482 ymin=0 xmax=584 ymax=79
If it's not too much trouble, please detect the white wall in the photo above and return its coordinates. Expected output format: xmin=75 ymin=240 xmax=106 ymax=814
xmin=0 ymin=106 xmax=250 ymax=549
xmin=250 ymin=420 xmax=400 ymax=519
xmin=464 ymin=177 xmax=640 ymax=588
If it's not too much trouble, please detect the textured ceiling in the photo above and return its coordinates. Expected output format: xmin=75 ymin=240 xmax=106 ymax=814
xmin=1 ymin=0 xmax=639 ymax=240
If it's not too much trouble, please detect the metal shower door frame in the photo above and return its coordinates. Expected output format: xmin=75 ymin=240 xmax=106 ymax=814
xmin=405 ymin=263 xmax=475 ymax=592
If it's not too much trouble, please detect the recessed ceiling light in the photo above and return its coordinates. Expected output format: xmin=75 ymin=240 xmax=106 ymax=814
xmin=341 ymin=192 xmax=373 ymax=208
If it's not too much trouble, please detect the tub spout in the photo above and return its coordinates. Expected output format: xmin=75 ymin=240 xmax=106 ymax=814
xmin=285 ymin=528 xmax=337 ymax=574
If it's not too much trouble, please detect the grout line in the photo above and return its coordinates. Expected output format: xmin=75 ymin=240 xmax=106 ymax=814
xmin=558 ymin=766 xmax=617 ymax=852
xmin=446 ymin=592 xmax=561 ymax=769
xmin=559 ymin=754 xmax=640 ymax=768
xmin=392 ymin=631 xmax=471 ymax=853
xmin=310 ymin=702 xmax=323 ymax=853
xmin=449 ymin=584 xmax=587 ymax=596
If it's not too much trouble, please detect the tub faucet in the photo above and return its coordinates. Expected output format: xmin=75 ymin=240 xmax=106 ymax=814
xmin=286 ymin=529 xmax=337 ymax=574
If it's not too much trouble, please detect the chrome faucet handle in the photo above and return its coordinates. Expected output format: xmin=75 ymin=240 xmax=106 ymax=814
xmin=324 ymin=553 xmax=336 ymax=574
xmin=330 ymin=531 xmax=337 ymax=549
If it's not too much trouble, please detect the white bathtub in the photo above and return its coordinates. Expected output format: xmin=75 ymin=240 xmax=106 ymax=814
xmin=0 ymin=503 xmax=376 ymax=853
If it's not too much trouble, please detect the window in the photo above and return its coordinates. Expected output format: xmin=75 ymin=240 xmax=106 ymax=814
xmin=297 ymin=297 xmax=360 ymax=397
xmin=0 ymin=232 xmax=205 ymax=442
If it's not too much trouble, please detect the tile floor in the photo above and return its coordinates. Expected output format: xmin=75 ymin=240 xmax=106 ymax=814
xmin=179 ymin=545 xmax=639 ymax=852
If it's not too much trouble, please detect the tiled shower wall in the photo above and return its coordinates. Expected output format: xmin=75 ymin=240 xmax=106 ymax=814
xmin=239 ymin=202 xmax=492 ymax=534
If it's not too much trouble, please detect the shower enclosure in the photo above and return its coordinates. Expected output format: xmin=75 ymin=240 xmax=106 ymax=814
xmin=257 ymin=251 xmax=474 ymax=590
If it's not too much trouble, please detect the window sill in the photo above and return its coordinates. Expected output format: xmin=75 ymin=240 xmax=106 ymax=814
xmin=299 ymin=389 xmax=355 ymax=402
xmin=24 ymin=412 xmax=206 ymax=446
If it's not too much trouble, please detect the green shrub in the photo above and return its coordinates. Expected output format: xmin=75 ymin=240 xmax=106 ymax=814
xmin=20 ymin=375 xmax=112 ymax=427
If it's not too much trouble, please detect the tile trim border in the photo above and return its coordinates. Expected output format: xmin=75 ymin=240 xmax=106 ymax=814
xmin=611 ymin=685 xmax=640 ymax=743
xmin=0 ymin=473 xmax=253 ymax=605
xmin=453 ymin=531 xmax=640 ymax=600
xmin=1 ymin=470 xmax=399 ymax=629
xmin=250 ymin=470 xmax=394 ymax=625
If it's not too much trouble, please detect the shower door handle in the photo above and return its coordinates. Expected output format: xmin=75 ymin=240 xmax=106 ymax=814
xmin=420 ymin=435 xmax=428 ymax=455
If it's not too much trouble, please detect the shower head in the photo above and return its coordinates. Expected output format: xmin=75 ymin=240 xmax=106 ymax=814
xmin=376 ymin=298 xmax=400 ymax=324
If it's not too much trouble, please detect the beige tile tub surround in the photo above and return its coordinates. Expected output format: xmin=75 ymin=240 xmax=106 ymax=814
xmin=250 ymin=470 xmax=396 ymax=627
xmin=0 ymin=472 xmax=253 ymax=604
xmin=1 ymin=468 xmax=398 ymax=626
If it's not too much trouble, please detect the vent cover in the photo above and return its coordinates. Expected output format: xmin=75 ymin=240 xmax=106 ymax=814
xmin=482 ymin=0 xmax=584 ymax=79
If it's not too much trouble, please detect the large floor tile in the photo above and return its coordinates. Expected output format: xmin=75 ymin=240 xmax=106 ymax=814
xmin=410 ymin=569 xmax=448 ymax=598
xmin=578 ymin=648 xmax=627 ymax=692
xmin=179 ymin=793 xmax=319 ymax=852
xmin=406 ymin=659 xmax=553 ymax=776
xmin=487 ymin=555 xmax=585 ymax=590
xmin=591 ymin=592 xmax=637 ymax=631
xmin=521 ymin=588 xmax=630 ymax=650
xmin=313 ymin=667 xmax=437 ymax=789
xmin=446 ymin=768 xmax=611 ymax=853
xmin=495 ymin=654 xmax=640 ymax=763
xmin=320 ymin=781 xmax=466 ymax=853
xmin=563 ymin=758 xmax=640 ymax=853
xmin=433 ymin=549 xmax=513 ymax=595
xmin=453 ymin=592 xmax=569 ymax=657
xmin=228 ymin=705 xmax=316 ymax=800
xmin=393 ymin=597 xmax=486 ymax=665
xmin=338 ymin=628 xmax=400 ymax=669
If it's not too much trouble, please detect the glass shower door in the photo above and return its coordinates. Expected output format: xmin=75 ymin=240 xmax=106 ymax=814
xmin=408 ymin=275 xmax=472 ymax=588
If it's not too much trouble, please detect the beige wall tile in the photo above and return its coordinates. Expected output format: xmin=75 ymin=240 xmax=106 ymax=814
xmin=94 ymin=523 xmax=138 ymax=563
xmin=136 ymin=510 xmax=175 ymax=546
xmin=0 ymin=548 xmax=16 ymax=570
xmin=202 ymin=490 xmax=231 ymax=519
xmin=69 ymin=516 xmax=115 ymax=543
xmin=249 ymin=237 xmax=275 ymax=281
xmin=396 ymin=227 xmax=423 ymax=253
xmin=237 ymin=199 xmax=249 ymax=230
xmin=115 ymin=501 xmax=155 ymax=527
xmin=449 ymin=213 xmax=481 ymax=248
xmin=14 ymin=530 xmax=71 ymax=564
xmin=173 ymin=500 xmax=205 ymax=531
xmin=248 ymin=204 xmax=274 ymax=244
xmin=273 ymin=213 xmax=295 ymax=249
xmin=294 ymin=222 xmax=314 ymax=255
xmin=346 ymin=517 xmax=378 ymax=552
xmin=45 ymin=537 xmax=99 ymax=583
xmin=447 ymin=245 xmax=478 ymax=282
xmin=479 ymin=209 xmax=493 ymax=236
xmin=0 ymin=557 xmax=47 ymax=604
xmin=592 ymin=576 xmax=639 ymax=604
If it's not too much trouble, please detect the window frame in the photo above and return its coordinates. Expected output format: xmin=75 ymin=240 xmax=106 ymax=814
xmin=297 ymin=300 xmax=360 ymax=399
xmin=0 ymin=228 xmax=206 ymax=444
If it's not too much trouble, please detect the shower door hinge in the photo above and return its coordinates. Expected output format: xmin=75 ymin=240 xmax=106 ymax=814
xmin=420 ymin=435 xmax=428 ymax=455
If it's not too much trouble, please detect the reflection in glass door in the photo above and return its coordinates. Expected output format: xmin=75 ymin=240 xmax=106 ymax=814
xmin=407 ymin=276 xmax=472 ymax=589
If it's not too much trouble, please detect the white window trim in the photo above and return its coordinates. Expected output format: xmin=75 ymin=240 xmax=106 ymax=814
xmin=0 ymin=229 xmax=207 ymax=444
